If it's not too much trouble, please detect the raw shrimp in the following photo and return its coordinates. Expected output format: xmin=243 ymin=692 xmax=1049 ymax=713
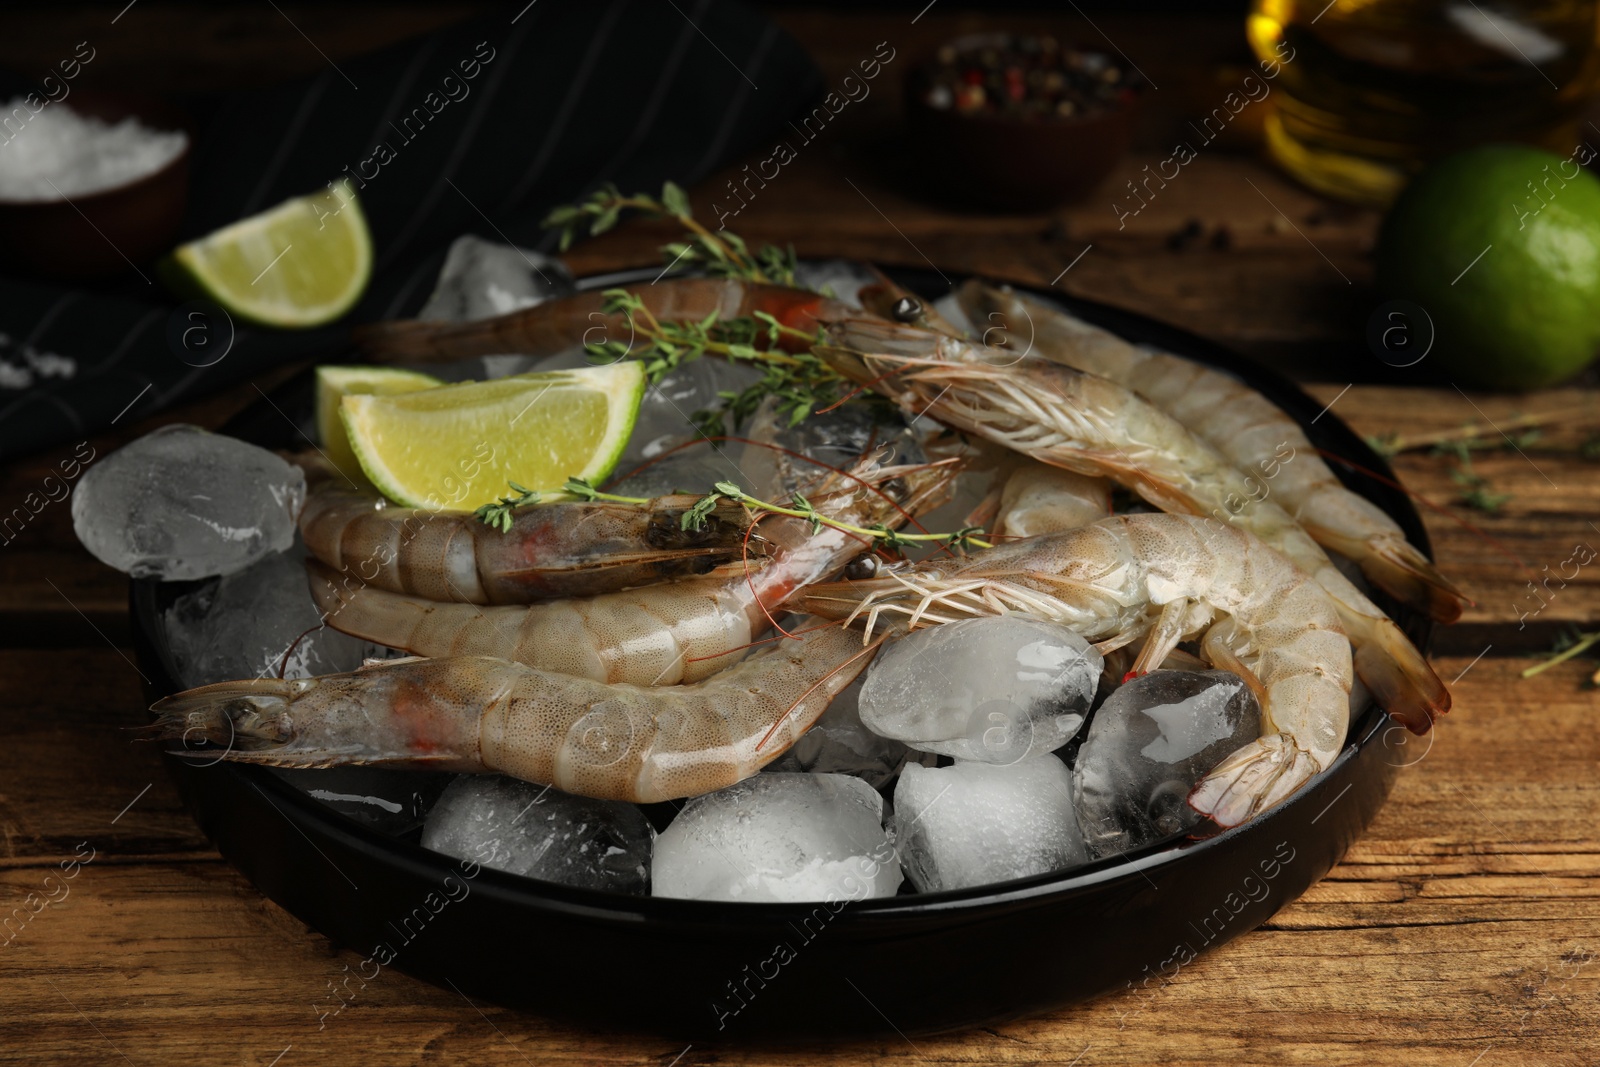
xmin=308 ymin=458 xmax=953 ymax=686
xmin=994 ymin=463 xmax=1112 ymax=538
xmin=959 ymin=282 xmax=1468 ymax=622
xmin=816 ymin=316 xmax=1448 ymax=733
xmin=856 ymin=270 xmax=968 ymax=336
xmin=352 ymin=278 xmax=854 ymax=365
xmin=799 ymin=513 xmax=1353 ymax=827
xmin=299 ymin=473 xmax=757 ymax=605
xmin=151 ymin=622 xmax=880 ymax=804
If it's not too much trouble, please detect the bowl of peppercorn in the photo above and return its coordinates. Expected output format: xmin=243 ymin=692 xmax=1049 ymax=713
xmin=905 ymin=33 xmax=1142 ymax=212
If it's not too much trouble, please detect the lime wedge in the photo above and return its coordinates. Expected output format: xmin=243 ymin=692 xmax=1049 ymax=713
xmin=164 ymin=179 xmax=372 ymax=328
xmin=315 ymin=365 xmax=442 ymax=486
xmin=340 ymin=363 xmax=647 ymax=511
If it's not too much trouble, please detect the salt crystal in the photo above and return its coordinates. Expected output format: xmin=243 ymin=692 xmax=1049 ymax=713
xmin=0 ymin=98 xmax=187 ymax=201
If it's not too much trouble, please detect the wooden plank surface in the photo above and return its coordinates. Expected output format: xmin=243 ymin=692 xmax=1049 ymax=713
xmin=5 ymin=652 xmax=1597 ymax=1066
xmin=3 ymin=4 xmax=1599 ymax=1065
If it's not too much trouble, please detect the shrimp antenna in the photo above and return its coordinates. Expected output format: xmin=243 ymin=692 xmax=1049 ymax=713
xmin=812 ymin=363 xmax=912 ymax=414
xmin=682 ymin=618 xmax=843 ymax=663
xmin=739 ymin=511 xmax=802 ymax=641
xmin=606 ymin=433 xmax=956 ymax=539
xmin=755 ymin=625 xmax=888 ymax=752
xmin=276 ymin=623 xmax=326 ymax=679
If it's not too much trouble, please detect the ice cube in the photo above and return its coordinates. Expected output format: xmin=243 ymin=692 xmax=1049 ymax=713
xmin=608 ymin=442 xmax=746 ymax=499
xmin=892 ymin=757 xmax=1086 ymax=892
xmin=606 ymin=359 xmax=765 ymax=497
xmin=767 ymin=675 xmax=937 ymax=789
xmin=72 ymin=425 xmax=304 ymax=580
xmin=900 ymin=458 xmax=1003 ymax=561
xmin=417 ymin=235 xmax=574 ymax=323
xmin=421 ymin=775 xmax=655 ymax=894
xmin=792 ymin=259 xmax=880 ymax=307
xmin=930 ymin=292 xmax=979 ymax=337
xmin=1073 ymin=670 xmax=1262 ymax=858
xmin=272 ymin=766 xmax=450 ymax=837
xmin=162 ymin=540 xmax=371 ymax=687
xmin=652 ymin=773 xmax=901 ymax=902
xmin=619 ymin=359 xmax=764 ymax=464
xmin=733 ymin=395 xmax=926 ymax=499
xmin=858 ymin=617 xmax=1100 ymax=764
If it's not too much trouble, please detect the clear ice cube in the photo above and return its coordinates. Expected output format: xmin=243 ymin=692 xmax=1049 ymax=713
xmin=417 ymin=235 xmax=574 ymax=323
xmin=767 ymin=675 xmax=937 ymax=789
xmin=421 ymin=775 xmax=654 ymax=894
xmin=892 ymin=757 xmax=1086 ymax=893
xmin=652 ymin=773 xmax=901 ymax=902
xmin=858 ymin=616 xmax=1100 ymax=764
xmin=792 ymin=259 xmax=880 ymax=307
xmin=1073 ymin=669 xmax=1262 ymax=857
xmin=72 ymin=425 xmax=304 ymax=580
xmin=734 ymin=395 xmax=925 ymax=499
xmin=162 ymin=540 xmax=371 ymax=687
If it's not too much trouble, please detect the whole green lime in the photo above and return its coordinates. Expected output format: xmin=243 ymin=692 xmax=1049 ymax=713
xmin=1376 ymin=144 xmax=1600 ymax=389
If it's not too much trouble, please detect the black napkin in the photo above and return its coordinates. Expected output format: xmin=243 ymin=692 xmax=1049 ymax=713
xmin=0 ymin=0 xmax=822 ymax=461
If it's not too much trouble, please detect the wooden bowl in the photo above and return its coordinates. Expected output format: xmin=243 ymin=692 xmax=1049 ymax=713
xmin=0 ymin=91 xmax=191 ymax=281
xmin=904 ymin=36 xmax=1141 ymax=212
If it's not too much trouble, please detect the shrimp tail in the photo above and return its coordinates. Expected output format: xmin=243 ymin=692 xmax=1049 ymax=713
xmin=149 ymin=665 xmax=488 ymax=770
xmin=1352 ymin=636 xmax=1447 ymax=734
xmin=150 ymin=679 xmax=296 ymax=752
xmin=1188 ymin=733 xmax=1321 ymax=829
xmin=1305 ymin=522 xmax=1469 ymax=624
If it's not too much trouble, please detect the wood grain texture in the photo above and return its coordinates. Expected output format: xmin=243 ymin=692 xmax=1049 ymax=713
xmin=3 ymin=4 xmax=1598 ymax=1064
xmin=4 ymin=654 xmax=1596 ymax=1066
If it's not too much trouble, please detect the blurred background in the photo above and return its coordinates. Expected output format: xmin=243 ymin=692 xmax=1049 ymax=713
xmin=6 ymin=0 xmax=1600 ymax=392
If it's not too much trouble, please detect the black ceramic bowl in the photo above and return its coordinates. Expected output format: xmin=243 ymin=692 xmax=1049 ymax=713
xmin=130 ymin=266 xmax=1431 ymax=1041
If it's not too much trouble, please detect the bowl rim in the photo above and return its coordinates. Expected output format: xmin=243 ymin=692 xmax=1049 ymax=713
xmin=0 ymin=90 xmax=192 ymax=208
xmin=905 ymin=31 xmax=1146 ymax=127
xmin=132 ymin=261 xmax=1432 ymax=923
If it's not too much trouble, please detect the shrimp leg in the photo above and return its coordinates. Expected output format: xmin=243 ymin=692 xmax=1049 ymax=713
xmin=815 ymin=319 xmax=1449 ymax=734
xmin=799 ymin=513 xmax=1354 ymax=827
xmin=960 ymin=282 xmax=1468 ymax=623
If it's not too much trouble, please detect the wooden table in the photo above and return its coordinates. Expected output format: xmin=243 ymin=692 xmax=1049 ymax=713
xmin=5 ymin=7 xmax=1600 ymax=1065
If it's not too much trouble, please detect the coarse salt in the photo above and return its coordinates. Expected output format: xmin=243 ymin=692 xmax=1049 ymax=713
xmin=0 ymin=97 xmax=187 ymax=201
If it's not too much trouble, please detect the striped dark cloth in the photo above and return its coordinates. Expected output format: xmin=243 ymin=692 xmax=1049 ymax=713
xmin=0 ymin=0 xmax=821 ymax=461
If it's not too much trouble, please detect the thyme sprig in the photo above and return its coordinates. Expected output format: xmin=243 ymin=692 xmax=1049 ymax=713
xmin=1433 ymin=438 xmax=1515 ymax=514
xmin=683 ymin=480 xmax=991 ymax=555
xmin=475 ymin=476 xmax=990 ymax=556
xmin=1364 ymin=406 xmax=1590 ymax=458
xmin=585 ymin=288 xmax=845 ymax=432
xmin=1521 ymin=628 xmax=1600 ymax=683
xmin=541 ymin=182 xmax=797 ymax=286
xmin=472 ymin=477 xmax=646 ymax=531
xmin=474 ymin=481 xmax=540 ymax=532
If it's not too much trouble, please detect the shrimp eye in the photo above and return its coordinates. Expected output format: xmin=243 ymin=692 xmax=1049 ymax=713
xmin=844 ymin=554 xmax=880 ymax=580
xmin=890 ymin=297 xmax=922 ymax=323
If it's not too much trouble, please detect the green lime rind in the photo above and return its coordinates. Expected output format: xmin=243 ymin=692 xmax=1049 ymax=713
xmin=164 ymin=179 xmax=373 ymax=329
xmin=1377 ymin=144 xmax=1600 ymax=390
xmin=340 ymin=363 xmax=647 ymax=512
xmin=314 ymin=365 xmax=443 ymax=486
